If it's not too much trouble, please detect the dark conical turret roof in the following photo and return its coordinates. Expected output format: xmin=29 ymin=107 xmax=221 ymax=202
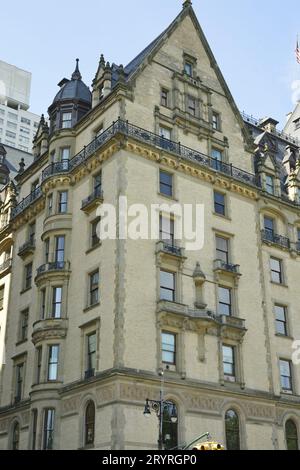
xmin=52 ymin=59 xmax=92 ymax=105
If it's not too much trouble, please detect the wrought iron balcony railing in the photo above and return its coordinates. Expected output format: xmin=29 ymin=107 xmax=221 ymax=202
xmin=13 ymin=118 xmax=274 ymax=219
xmin=81 ymin=188 xmax=103 ymax=211
xmin=261 ymin=230 xmax=290 ymax=249
xmin=214 ymin=259 xmax=240 ymax=274
xmin=84 ymin=369 xmax=95 ymax=380
xmin=0 ymin=258 xmax=12 ymax=273
xmin=157 ymin=241 xmax=185 ymax=258
xmin=11 ymin=187 xmax=43 ymax=219
xmin=36 ymin=261 xmax=71 ymax=277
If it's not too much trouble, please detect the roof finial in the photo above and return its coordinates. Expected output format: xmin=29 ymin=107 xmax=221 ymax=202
xmin=183 ymin=0 xmax=192 ymax=8
xmin=72 ymin=58 xmax=82 ymax=80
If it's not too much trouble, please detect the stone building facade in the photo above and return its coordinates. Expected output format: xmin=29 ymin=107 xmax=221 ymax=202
xmin=0 ymin=1 xmax=300 ymax=450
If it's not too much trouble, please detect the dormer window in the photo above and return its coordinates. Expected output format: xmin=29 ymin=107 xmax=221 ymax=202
xmin=62 ymin=112 xmax=72 ymax=129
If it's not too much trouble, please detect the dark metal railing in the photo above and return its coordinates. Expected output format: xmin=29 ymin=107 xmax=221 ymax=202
xmin=0 ymin=258 xmax=12 ymax=272
xmin=241 ymin=111 xmax=300 ymax=146
xmin=36 ymin=261 xmax=70 ymax=276
xmin=81 ymin=188 xmax=103 ymax=209
xmin=84 ymin=369 xmax=95 ymax=380
xmin=13 ymin=118 xmax=274 ymax=219
xmin=160 ymin=242 xmax=183 ymax=257
xmin=214 ymin=259 xmax=240 ymax=274
xmin=12 ymin=187 xmax=43 ymax=219
xmin=261 ymin=230 xmax=290 ymax=249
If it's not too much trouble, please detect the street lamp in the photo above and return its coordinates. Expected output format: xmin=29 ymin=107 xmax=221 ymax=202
xmin=143 ymin=371 xmax=178 ymax=450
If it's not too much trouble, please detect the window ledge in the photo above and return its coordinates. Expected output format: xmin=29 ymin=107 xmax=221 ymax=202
xmin=86 ymin=243 xmax=102 ymax=255
xmin=16 ymin=339 xmax=28 ymax=347
xmin=83 ymin=302 xmax=100 ymax=313
xmin=20 ymin=287 xmax=32 ymax=295
xmin=275 ymin=334 xmax=294 ymax=341
xmin=212 ymin=212 xmax=231 ymax=222
xmin=157 ymin=192 xmax=178 ymax=202
xmin=270 ymin=282 xmax=288 ymax=288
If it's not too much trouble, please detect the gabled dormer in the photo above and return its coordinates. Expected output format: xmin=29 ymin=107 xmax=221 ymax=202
xmin=283 ymin=145 xmax=300 ymax=203
xmin=32 ymin=114 xmax=49 ymax=160
xmin=254 ymin=132 xmax=281 ymax=197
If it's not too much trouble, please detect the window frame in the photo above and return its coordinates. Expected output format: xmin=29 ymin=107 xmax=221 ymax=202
xmin=160 ymin=270 xmax=176 ymax=302
xmin=43 ymin=409 xmax=55 ymax=450
xmin=275 ymin=305 xmax=288 ymax=336
xmin=159 ymin=170 xmax=173 ymax=198
xmin=218 ymin=286 xmax=232 ymax=317
xmin=47 ymin=345 xmax=60 ymax=382
xmin=222 ymin=345 xmax=236 ymax=381
xmin=270 ymin=257 xmax=283 ymax=284
xmin=280 ymin=359 xmax=293 ymax=393
xmin=161 ymin=331 xmax=176 ymax=366
xmin=214 ymin=191 xmax=226 ymax=216
xmin=89 ymin=270 xmax=100 ymax=307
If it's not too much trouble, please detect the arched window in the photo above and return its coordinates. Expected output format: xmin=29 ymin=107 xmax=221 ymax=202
xmin=85 ymin=401 xmax=95 ymax=446
xmin=286 ymin=420 xmax=298 ymax=450
xmin=162 ymin=402 xmax=178 ymax=450
xmin=225 ymin=409 xmax=240 ymax=450
xmin=12 ymin=422 xmax=20 ymax=450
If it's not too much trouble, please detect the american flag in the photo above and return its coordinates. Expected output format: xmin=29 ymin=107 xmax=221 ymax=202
xmin=296 ymin=39 xmax=300 ymax=64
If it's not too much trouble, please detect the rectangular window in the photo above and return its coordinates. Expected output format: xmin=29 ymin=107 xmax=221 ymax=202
xmin=162 ymin=332 xmax=176 ymax=365
xmin=15 ymin=363 xmax=24 ymax=401
xmin=62 ymin=112 xmax=72 ymax=129
xmin=160 ymin=270 xmax=176 ymax=302
xmin=160 ymin=214 xmax=174 ymax=245
xmin=160 ymin=170 xmax=173 ymax=197
xmin=19 ymin=309 xmax=29 ymax=342
xmin=41 ymin=289 xmax=46 ymax=319
xmin=45 ymin=239 xmax=50 ymax=264
xmin=93 ymin=172 xmax=102 ymax=196
xmin=58 ymin=191 xmax=68 ymax=214
xmin=216 ymin=236 xmax=229 ymax=264
xmin=28 ymin=222 xmax=36 ymax=244
xmin=211 ymin=148 xmax=223 ymax=170
xmin=20 ymin=126 xmax=30 ymax=135
xmin=270 ymin=257 xmax=283 ymax=284
xmin=0 ymin=285 xmax=4 ymax=310
xmin=89 ymin=271 xmax=99 ymax=306
xmin=61 ymin=147 xmax=70 ymax=162
xmin=24 ymin=263 xmax=33 ymax=290
xmin=187 ymin=96 xmax=197 ymax=116
xmin=280 ymin=359 xmax=293 ymax=392
xmin=214 ymin=191 xmax=226 ymax=216
xmin=21 ymin=117 xmax=31 ymax=126
xmin=47 ymin=194 xmax=53 ymax=216
xmin=55 ymin=236 xmax=65 ymax=264
xmin=275 ymin=305 xmax=288 ymax=336
xmin=8 ymin=112 xmax=17 ymax=121
xmin=161 ymin=88 xmax=169 ymax=107
xmin=52 ymin=287 xmax=62 ymax=319
xmin=184 ymin=61 xmax=193 ymax=77
xmin=91 ymin=219 xmax=100 ymax=248
xmin=264 ymin=216 xmax=274 ymax=240
xmin=266 ymin=175 xmax=275 ymax=195
xmin=159 ymin=126 xmax=171 ymax=140
xmin=43 ymin=409 xmax=55 ymax=450
xmin=212 ymin=112 xmax=221 ymax=131
xmin=7 ymin=121 xmax=17 ymax=130
xmin=6 ymin=130 xmax=16 ymax=139
xmin=87 ymin=333 xmax=97 ymax=373
xmin=223 ymin=345 xmax=235 ymax=380
xmin=47 ymin=345 xmax=59 ymax=381
xmin=36 ymin=347 xmax=42 ymax=384
xmin=218 ymin=286 xmax=232 ymax=316
xmin=31 ymin=409 xmax=38 ymax=450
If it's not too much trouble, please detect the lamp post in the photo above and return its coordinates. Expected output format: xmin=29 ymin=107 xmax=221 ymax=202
xmin=143 ymin=370 xmax=178 ymax=450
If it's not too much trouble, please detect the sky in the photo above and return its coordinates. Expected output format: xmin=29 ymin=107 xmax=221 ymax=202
xmin=1 ymin=0 xmax=300 ymax=128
